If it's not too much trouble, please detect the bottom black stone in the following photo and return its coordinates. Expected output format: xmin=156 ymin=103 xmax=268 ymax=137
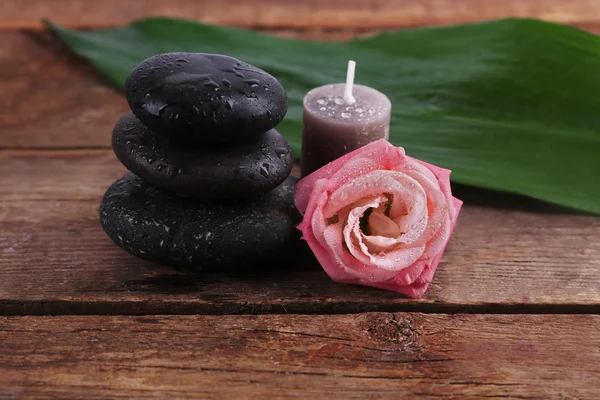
xmin=99 ymin=173 xmax=302 ymax=271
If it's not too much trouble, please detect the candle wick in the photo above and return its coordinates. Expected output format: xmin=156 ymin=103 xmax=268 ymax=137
xmin=344 ymin=60 xmax=356 ymax=105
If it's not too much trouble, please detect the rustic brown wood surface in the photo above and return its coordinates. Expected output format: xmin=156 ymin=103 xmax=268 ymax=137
xmin=1 ymin=0 xmax=599 ymax=398
xmin=3 ymin=0 xmax=600 ymax=30
xmin=1 ymin=150 xmax=600 ymax=315
xmin=1 ymin=313 xmax=599 ymax=399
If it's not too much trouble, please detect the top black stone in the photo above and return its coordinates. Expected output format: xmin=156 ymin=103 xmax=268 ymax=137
xmin=125 ymin=52 xmax=287 ymax=144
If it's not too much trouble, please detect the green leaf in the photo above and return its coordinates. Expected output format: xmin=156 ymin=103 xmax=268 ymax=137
xmin=45 ymin=18 xmax=600 ymax=214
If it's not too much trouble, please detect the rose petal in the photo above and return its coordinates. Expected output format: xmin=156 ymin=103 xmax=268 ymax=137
xmin=343 ymin=196 xmax=387 ymax=264
xmin=396 ymin=168 xmax=448 ymax=247
xmin=324 ymin=170 xmax=425 ymax=219
xmin=324 ymin=222 xmax=400 ymax=282
xmin=295 ymin=139 xmax=404 ymax=213
xmin=392 ymin=260 xmax=428 ymax=286
xmin=368 ymin=211 xmax=401 ymax=237
xmin=295 ymin=139 xmax=464 ymax=299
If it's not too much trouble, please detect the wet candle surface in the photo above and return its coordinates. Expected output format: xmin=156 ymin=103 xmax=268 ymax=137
xmin=301 ymin=83 xmax=392 ymax=177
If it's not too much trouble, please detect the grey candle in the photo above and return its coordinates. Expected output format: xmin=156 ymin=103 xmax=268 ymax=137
xmin=301 ymin=61 xmax=392 ymax=177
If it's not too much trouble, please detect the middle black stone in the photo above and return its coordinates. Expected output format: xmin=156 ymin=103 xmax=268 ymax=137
xmin=112 ymin=112 xmax=294 ymax=199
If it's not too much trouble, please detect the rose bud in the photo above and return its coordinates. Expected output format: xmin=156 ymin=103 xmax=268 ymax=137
xmin=295 ymin=139 xmax=462 ymax=298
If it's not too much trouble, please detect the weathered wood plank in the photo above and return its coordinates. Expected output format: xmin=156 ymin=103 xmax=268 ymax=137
xmin=2 ymin=0 xmax=600 ymax=30
xmin=1 ymin=150 xmax=599 ymax=314
xmin=1 ymin=313 xmax=599 ymax=398
xmin=0 ymin=31 xmax=128 ymax=149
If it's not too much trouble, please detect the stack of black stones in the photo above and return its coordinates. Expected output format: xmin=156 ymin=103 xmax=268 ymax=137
xmin=100 ymin=52 xmax=301 ymax=270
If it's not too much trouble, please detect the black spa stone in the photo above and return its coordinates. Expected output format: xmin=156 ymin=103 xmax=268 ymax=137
xmin=99 ymin=173 xmax=301 ymax=271
xmin=125 ymin=52 xmax=287 ymax=143
xmin=112 ymin=113 xmax=294 ymax=198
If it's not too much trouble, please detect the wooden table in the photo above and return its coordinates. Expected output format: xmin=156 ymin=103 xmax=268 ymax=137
xmin=1 ymin=1 xmax=599 ymax=398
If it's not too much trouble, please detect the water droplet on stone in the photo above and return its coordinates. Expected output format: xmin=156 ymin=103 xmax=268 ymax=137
xmin=225 ymin=99 xmax=234 ymax=110
xmin=244 ymin=78 xmax=260 ymax=88
xmin=341 ymin=112 xmax=351 ymax=118
xmin=222 ymin=78 xmax=232 ymax=87
xmin=317 ymin=98 xmax=328 ymax=105
xmin=274 ymin=147 xmax=288 ymax=159
xmin=334 ymin=96 xmax=344 ymax=105
xmin=266 ymin=109 xmax=272 ymax=118
xmin=260 ymin=163 xmax=270 ymax=178
xmin=204 ymin=80 xmax=219 ymax=89
xmin=320 ymin=107 xmax=326 ymax=111
xmin=356 ymin=108 xmax=364 ymax=113
xmin=142 ymin=100 xmax=167 ymax=117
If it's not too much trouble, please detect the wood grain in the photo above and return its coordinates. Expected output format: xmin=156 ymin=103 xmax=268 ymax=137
xmin=1 ymin=150 xmax=599 ymax=315
xmin=1 ymin=313 xmax=599 ymax=398
xmin=0 ymin=31 xmax=128 ymax=149
xmin=2 ymin=0 xmax=600 ymax=30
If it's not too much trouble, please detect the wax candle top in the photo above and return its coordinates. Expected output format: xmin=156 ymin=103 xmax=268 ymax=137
xmin=304 ymin=83 xmax=391 ymax=126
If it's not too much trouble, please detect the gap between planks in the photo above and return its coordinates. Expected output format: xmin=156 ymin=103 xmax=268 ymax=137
xmin=2 ymin=300 xmax=600 ymax=317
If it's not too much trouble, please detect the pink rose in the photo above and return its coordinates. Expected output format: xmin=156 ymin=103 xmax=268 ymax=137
xmin=295 ymin=139 xmax=462 ymax=298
